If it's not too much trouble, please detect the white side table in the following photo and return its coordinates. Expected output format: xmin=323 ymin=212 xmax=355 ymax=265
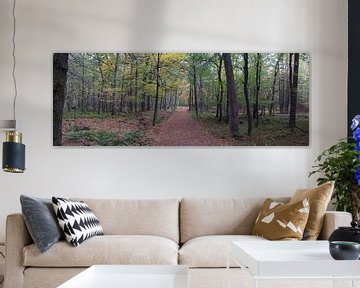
xmin=228 ymin=240 xmax=360 ymax=288
xmin=58 ymin=265 xmax=189 ymax=288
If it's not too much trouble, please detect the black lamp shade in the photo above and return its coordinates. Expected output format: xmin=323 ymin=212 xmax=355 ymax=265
xmin=2 ymin=141 xmax=25 ymax=173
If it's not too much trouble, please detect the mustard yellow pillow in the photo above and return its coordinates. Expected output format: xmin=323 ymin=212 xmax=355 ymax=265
xmin=289 ymin=181 xmax=334 ymax=240
xmin=252 ymin=198 xmax=310 ymax=240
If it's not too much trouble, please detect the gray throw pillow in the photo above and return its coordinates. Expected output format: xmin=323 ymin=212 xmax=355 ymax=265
xmin=20 ymin=195 xmax=64 ymax=253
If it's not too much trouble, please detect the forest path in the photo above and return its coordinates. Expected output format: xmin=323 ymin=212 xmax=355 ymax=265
xmin=151 ymin=107 xmax=229 ymax=146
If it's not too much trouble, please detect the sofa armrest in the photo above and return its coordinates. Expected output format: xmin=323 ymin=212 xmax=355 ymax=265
xmin=318 ymin=211 xmax=352 ymax=240
xmin=4 ymin=213 xmax=33 ymax=288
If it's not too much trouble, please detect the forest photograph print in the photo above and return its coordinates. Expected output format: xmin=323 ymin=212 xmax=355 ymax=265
xmin=53 ymin=53 xmax=309 ymax=146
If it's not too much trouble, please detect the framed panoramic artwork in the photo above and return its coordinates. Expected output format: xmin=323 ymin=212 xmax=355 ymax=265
xmin=53 ymin=53 xmax=309 ymax=146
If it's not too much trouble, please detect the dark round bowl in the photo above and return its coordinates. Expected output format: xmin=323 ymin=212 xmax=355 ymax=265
xmin=329 ymin=241 xmax=360 ymax=260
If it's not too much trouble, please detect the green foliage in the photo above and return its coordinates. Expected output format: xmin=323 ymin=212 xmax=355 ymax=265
xmin=119 ymin=131 xmax=143 ymax=146
xmin=66 ymin=130 xmax=84 ymax=141
xmin=66 ymin=128 xmax=120 ymax=146
xmin=93 ymin=131 xmax=119 ymax=146
xmin=66 ymin=127 xmax=145 ymax=146
xmin=309 ymin=140 xmax=360 ymax=212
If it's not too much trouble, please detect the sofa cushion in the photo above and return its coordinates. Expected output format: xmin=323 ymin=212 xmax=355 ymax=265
xmin=52 ymin=197 xmax=104 ymax=247
xmin=23 ymin=235 xmax=178 ymax=267
xmin=290 ymin=181 xmax=334 ymax=240
xmin=252 ymin=198 xmax=310 ymax=240
xmin=20 ymin=195 xmax=64 ymax=253
xmin=179 ymin=235 xmax=267 ymax=268
xmin=180 ymin=198 xmax=289 ymax=243
xmin=72 ymin=198 xmax=179 ymax=243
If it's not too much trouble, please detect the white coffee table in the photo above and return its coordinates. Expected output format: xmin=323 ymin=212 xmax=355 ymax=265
xmin=228 ymin=241 xmax=360 ymax=288
xmin=57 ymin=265 xmax=189 ymax=288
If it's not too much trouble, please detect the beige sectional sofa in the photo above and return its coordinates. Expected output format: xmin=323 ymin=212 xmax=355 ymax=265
xmin=4 ymin=198 xmax=352 ymax=288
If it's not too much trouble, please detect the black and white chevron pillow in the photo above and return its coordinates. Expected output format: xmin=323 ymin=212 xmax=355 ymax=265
xmin=52 ymin=197 xmax=104 ymax=247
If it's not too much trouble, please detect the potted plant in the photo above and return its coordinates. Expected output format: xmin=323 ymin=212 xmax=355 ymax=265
xmin=309 ymin=115 xmax=360 ymax=222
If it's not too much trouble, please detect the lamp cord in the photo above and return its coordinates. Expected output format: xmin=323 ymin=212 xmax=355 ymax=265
xmin=12 ymin=0 xmax=17 ymax=129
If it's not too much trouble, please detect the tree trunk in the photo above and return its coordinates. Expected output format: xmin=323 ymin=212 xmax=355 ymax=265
xmin=146 ymin=95 xmax=151 ymax=111
xmin=193 ymin=65 xmax=199 ymax=116
xmin=199 ymin=75 xmax=204 ymax=113
xmin=188 ymin=85 xmax=192 ymax=110
xmin=134 ymin=57 xmax=138 ymax=113
xmin=174 ymin=90 xmax=178 ymax=109
xmin=141 ymin=74 xmax=147 ymax=112
xmin=279 ymin=78 xmax=284 ymax=114
xmin=289 ymin=53 xmax=299 ymax=130
xmin=119 ymin=62 xmax=126 ymax=113
xmin=128 ymin=62 xmax=134 ymax=112
xmin=96 ymin=54 xmax=106 ymax=115
xmin=81 ymin=54 xmax=85 ymax=113
xmin=53 ymin=53 xmax=69 ymax=146
xmin=162 ymin=88 xmax=167 ymax=110
xmin=284 ymin=54 xmax=290 ymax=114
xmin=269 ymin=55 xmax=281 ymax=116
xmin=254 ymin=53 xmax=261 ymax=127
xmin=152 ymin=53 xmax=161 ymax=126
xmin=112 ymin=53 xmax=119 ymax=115
xmin=243 ymin=53 xmax=252 ymax=137
xmin=223 ymin=53 xmax=239 ymax=138
xmin=217 ymin=54 xmax=223 ymax=122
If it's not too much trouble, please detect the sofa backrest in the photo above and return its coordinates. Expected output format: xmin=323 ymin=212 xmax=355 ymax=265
xmin=180 ymin=197 xmax=289 ymax=243
xmin=73 ymin=198 xmax=180 ymax=243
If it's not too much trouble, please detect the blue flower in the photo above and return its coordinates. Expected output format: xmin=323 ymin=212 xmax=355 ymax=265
xmin=353 ymin=128 xmax=360 ymax=142
xmin=351 ymin=115 xmax=360 ymax=186
xmin=356 ymin=168 xmax=360 ymax=186
xmin=352 ymin=115 xmax=360 ymax=130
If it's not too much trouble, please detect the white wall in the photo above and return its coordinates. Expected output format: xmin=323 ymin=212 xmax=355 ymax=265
xmin=0 ymin=0 xmax=347 ymax=242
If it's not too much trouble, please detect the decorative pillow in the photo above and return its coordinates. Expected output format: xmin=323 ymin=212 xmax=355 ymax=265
xmin=52 ymin=197 xmax=104 ymax=247
xmin=20 ymin=195 xmax=64 ymax=253
xmin=289 ymin=181 xmax=334 ymax=240
xmin=252 ymin=198 xmax=310 ymax=240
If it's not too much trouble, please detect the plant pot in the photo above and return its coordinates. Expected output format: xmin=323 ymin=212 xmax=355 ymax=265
xmin=329 ymin=241 xmax=360 ymax=260
xmin=329 ymin=221 xmax=360 ymax=244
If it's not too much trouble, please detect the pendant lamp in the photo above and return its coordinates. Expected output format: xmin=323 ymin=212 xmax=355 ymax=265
xmin=1 ymin=0 xmax=26 ymax=173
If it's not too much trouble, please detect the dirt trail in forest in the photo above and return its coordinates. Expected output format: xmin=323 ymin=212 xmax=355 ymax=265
xmin=151 ymin=107 xmax=229 ymax=146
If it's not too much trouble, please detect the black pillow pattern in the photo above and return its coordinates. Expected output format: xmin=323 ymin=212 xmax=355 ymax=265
xmin=20 ymin=195 xmax=64 ymax=253
xmin=52 ymin=197 xmax=104 ymax=247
